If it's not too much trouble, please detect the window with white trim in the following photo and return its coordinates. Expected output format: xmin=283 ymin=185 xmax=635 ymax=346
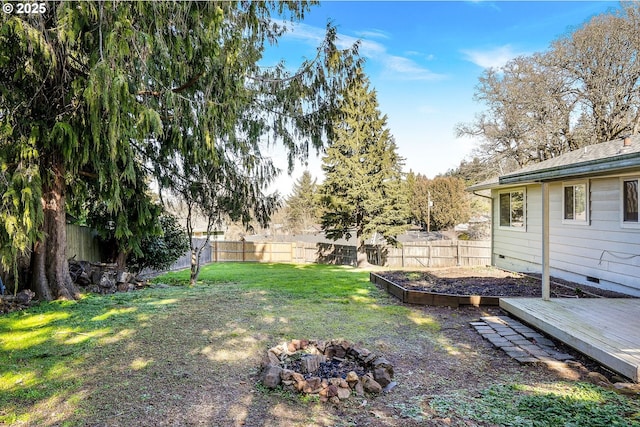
xmin=499 ymin=189 xmax=525 ymax=228
xmin=622 ymin=178 xmax=639 ymax=223
xmin=563 ymin=182 xmax=588 ymax=223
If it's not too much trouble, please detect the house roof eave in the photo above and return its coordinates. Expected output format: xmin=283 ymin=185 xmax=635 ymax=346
xmin=499 ymin=152 xmax=640 ymax=185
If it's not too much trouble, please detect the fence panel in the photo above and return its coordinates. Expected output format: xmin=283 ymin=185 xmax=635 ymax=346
xmin=166 ymin=238 xmax=212 ymax=271
xmin=457 ymin=241 xmax=492 ymax=267
xmin=163 ymin=239 xmax=491 ymax=271
xmin=66 ymin=224 xmax=101 ymax=262
xmin=365 ymin=241 xmax=490 ymax=268
xmin=212 ymin=241 xmax=243 ymax=262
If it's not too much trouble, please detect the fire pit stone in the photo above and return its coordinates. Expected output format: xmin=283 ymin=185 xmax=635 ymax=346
xmin=260 ymin=339 xmax=395 ymax=403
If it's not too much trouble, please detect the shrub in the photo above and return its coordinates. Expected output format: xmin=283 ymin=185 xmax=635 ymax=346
xmin=127 ymin=214 xmax=189 ymax=274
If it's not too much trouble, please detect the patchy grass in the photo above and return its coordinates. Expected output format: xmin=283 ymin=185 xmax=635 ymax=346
xmin=0 ymin=262 xmax=638 ymax=426
xmin=430 ymin=382 xmax=640 ymax=426
xmin=157 ymin=263 xmax=439 ymax=341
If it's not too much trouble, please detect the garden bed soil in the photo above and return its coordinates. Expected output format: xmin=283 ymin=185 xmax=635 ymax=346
xmin=377 ymin=267 xmax=635 ymax=299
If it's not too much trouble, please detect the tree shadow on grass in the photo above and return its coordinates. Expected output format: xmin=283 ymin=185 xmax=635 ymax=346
xmin=0 ymin=292 xmax=182 ymax=425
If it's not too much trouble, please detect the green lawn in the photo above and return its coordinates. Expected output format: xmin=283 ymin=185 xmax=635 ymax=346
xmin=1 ymin=263 xmax=638 ymax=426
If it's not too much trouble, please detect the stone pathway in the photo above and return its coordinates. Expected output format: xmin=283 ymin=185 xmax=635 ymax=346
xmin=471 ymin=316 xmax=574 ymax=365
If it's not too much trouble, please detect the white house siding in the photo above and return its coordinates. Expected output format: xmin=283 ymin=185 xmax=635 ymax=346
xmin=492 ymin=185 xmax=542 ymax=273
xmin=492 ymin=178 xmax=640 ymax=297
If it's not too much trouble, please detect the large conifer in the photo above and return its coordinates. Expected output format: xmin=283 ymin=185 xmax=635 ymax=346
xmin=320 ymin=68 xmax=408 ymax=264
xmin=0 ymin=2 xmax=359 ymax=299
xmin=286 ymin=171 xmax=321 ymax=233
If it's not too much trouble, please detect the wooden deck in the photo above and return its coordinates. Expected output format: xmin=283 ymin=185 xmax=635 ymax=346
xmin=500 ymin=298 xmax=640 ymax=382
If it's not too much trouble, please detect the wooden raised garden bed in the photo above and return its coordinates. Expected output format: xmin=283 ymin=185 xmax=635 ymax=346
xmin=370 ymin=272 xmax=500 ymax=308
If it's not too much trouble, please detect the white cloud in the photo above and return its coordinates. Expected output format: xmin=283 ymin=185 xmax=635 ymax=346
xmin=355 ymin=29 xmax=390 ymax=40
xmin=405 ymin=51 xmax=436 ymax=61
xmin=462 ymin=45 xmax=524 ymax=69
xmin=383 ymin=56 xmax=446 ymax=81
xmin=277 ymin=20 xmax=446 ymax=81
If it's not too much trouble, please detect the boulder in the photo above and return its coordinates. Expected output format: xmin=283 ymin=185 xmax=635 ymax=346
xmin=362 ymin=374 xmax=382 ymax=394
xmin=337 ymin=387 xmax=351 ymax=400
xmin=373 ymin=367 xmax=392 ymax=387
xmin=346 ymin=371 xmax=359 ymax=384
xmin=261 ymin=365 xmax=283 ymax=389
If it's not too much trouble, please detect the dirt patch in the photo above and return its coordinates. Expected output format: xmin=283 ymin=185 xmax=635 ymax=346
xmin=378 ymin=267 xmax=635 ymax=298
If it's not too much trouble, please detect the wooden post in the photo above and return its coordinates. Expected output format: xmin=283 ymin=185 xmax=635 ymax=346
xmin=456 ymin=241 xmax=461 ymax=266
xmin=242 ymin=239 xmax=246 ymax=262
xmin=542 ymin=182 xmax=550 ymax=301
xmin=427 ymin=242 xmax=432 ymax=267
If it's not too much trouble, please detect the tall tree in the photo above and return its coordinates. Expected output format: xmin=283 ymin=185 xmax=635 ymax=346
xmin=0 ymin=2 xmax=359 ymax=299
xmin=285 ymin=171 xmax=321 ymax=233
xmin=456 ymin=53 xmax=580 ymax=171
xmin=173 ymin=140 xmax=278 ymax=285
xmin=428 ymin=176 xmax=471 ymax=231
xmin=406 ymin=171 xmax=430 ymax=231
xmin=458 ymin=3 xmax=640 ymax=176
xmin=548 ymin=4 xmax=640 ymax=142
xmin=319 ymin=68 xmax=408 ymax=264
xmin=407 ymin=174 xmax=470 ymax=232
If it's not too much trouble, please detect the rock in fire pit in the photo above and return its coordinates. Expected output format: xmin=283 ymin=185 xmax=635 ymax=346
xmin=260 ymin=339 xmax=395 ymax=403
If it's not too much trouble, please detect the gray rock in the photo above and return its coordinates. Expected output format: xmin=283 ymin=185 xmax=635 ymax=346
xmin=261 ymin=365 xmax=283 ymax=389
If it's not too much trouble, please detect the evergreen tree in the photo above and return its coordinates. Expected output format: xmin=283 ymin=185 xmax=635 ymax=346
xmin=286 ymin=171 xmax=321 ymax=233
xmin=320 ymin=68 xmax=408 ymax=264
xmin=407 ymin=172 xmax=431 ymax=231
xmin=429 ymin=176 xmax=471 ymax=230
xmin=0 ymin=2 xmax=359 ymax=299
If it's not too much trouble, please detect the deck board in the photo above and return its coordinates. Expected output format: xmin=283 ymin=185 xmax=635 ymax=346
xmin=500 ymin=298 xmax=640 ymax=382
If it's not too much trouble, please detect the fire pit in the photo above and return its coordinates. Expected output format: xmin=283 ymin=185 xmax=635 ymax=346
xmin=260 ymin=339 xmax=395 ymax=403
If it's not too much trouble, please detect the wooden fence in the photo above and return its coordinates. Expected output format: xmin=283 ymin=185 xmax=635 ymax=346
xmin=167 ymin=238 xmax=214 ymax=271
xmin=365 ymin=241 xmax=491 ymax=268
xmin=64 ymin=225 xmax=492 ymax=271
xmin=66 ymin=224 xmax=101 ymax=262
xmin=174 ymin=240 xmax=491 ymax=269
xmin=208 ymin=241 xmax=358 ymax=266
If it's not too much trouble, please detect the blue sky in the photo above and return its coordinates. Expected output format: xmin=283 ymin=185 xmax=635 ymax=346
xmin=262 ymin=1 xmax=621 ymax=195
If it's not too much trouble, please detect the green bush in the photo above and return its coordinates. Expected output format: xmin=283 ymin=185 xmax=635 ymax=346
xmin=127 ymin=214 xmax=189 ymax=274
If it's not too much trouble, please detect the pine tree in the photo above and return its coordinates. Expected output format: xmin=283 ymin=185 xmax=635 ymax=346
xmin=320 ymin=68 xmax=408 ymax=264
xmin=286 ymin=171 xmax=321 ymax=233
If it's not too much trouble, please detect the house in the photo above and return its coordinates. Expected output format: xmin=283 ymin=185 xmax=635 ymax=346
xmin=469 ymin=135 xmax=640 ymax=298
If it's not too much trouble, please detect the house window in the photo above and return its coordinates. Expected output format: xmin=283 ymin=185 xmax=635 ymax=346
xmin=499 ymin=189 xmax=525 ymax=228
xmin=622 ymin=178 xmax=639 ymax=223
xmin=563 ymin=182 xmax=588 ymax=223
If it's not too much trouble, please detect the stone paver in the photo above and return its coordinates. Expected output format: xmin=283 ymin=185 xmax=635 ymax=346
xmin=472 ymin=316 xmax=575 ymax=365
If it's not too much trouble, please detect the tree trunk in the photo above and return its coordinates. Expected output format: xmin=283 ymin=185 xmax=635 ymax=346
xmin=115 ymin=251 xmax=128 ymax=270
xmin=31 ymin=158 xmax=78 ymax=300
xmin=189 ymin=247 xmax=200 ymax=286
xmin=356 ymin=238 xmax=371 ymax=268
